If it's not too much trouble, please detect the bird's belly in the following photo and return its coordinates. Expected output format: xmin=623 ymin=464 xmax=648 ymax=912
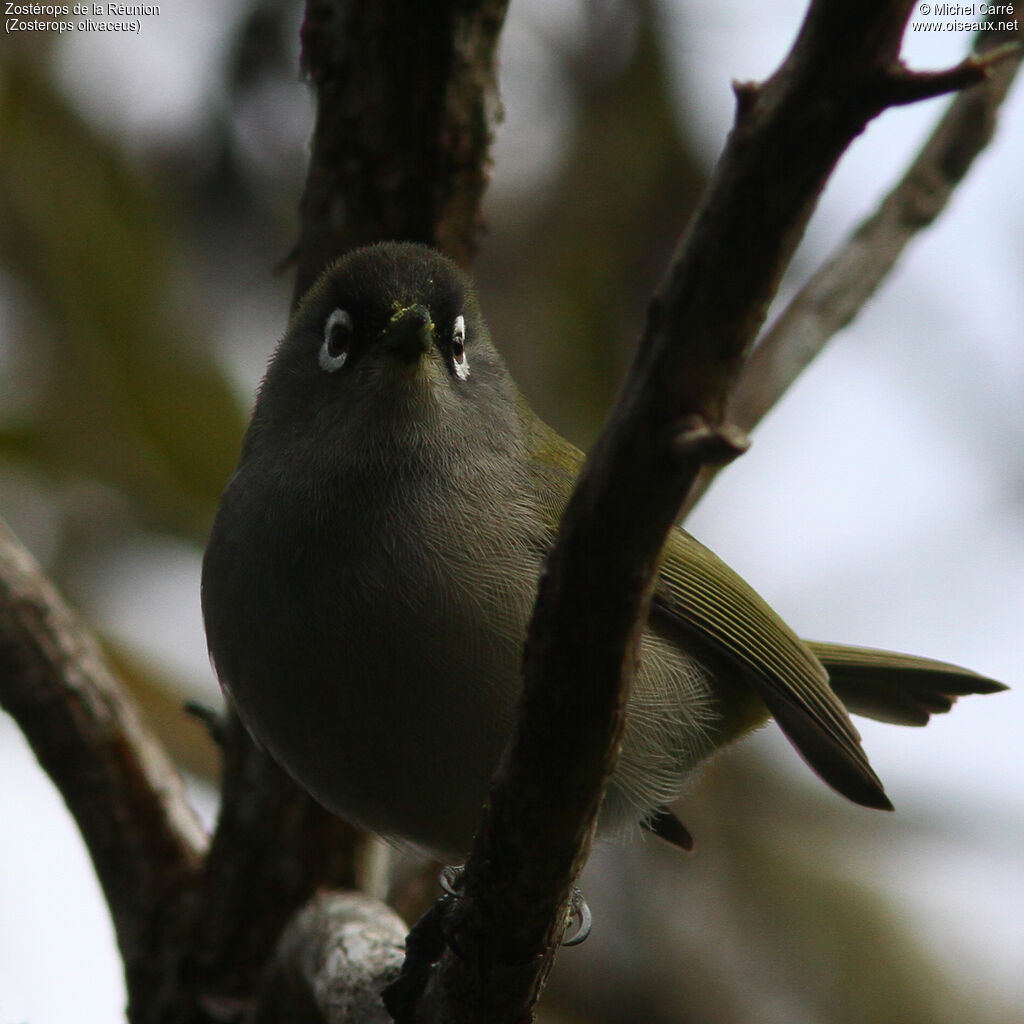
xmin=219 ymin=519 xmax=720 ymax=857
xmin=227 ymin=544 xmax=536 ymax=859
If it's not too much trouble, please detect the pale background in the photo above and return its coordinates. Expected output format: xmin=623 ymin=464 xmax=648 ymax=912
xmin=1 ymin=2 xmax=1021 ymax=1021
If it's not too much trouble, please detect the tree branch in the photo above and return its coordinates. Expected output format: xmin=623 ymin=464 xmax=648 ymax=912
xmin=684 ymin=19 xmax=1021 ymax=512
xmin=177 ymin=714 xmax=367 ymax=1018
xmin=415 ymin=2 xmax=997 ymax=1020
xmin=0 ymin=518 xmax=206 ymax=1005
xmin=256 ymin=893 xmax=407 ymax=1024
xmin=291 ymin=0 xmax=510 ymax=303
xmin=4 ymin=3 xmax=1009 ymax=1021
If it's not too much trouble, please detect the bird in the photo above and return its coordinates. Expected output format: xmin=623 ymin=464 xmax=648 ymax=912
xmin=201 ymin=240 xmax=1005 ymax=861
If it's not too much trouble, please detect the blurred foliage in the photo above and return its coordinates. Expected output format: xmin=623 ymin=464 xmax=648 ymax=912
xmin=0 ymin=1 xmax=1016 ymax=1022
xmin=477 ymin=1 xmax=706 ymax=447
xmin=0 ymin=57 xmax=245 ymax=541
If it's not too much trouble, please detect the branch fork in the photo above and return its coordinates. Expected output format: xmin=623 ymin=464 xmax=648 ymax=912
xmin=671 ymin=416 xmax=751 ymax=466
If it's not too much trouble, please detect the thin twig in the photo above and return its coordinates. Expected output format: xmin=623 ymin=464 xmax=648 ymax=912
xmin=683 ymin=20 xmax=1022 ymax=513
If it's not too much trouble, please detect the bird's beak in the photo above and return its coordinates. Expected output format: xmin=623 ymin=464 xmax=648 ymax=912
xmin=381 ymin=304 xmax=433 ymax=365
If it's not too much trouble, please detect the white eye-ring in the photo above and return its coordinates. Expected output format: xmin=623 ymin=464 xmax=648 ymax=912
xmin=452 ymin=314 xmax=469 ymax=380
xmin=319 ymin=308 xmax=353 ymax=372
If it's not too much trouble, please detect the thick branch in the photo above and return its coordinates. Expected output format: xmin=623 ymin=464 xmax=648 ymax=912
xmin=0 ymin=518 xmax=206 ymax=1000
xmin=417 ymin=2 xmax=991 ymax=1020
xmin=292 ymin=0 xmax=509 ymax=303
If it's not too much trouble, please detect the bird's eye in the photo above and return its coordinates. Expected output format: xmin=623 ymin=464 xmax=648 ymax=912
xmin=452 ymin=314 xmax=469 ymax=380
xmin=319 ymin=309 xmax=353 ymax=372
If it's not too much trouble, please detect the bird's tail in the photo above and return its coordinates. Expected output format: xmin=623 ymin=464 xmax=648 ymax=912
xmin=807 ymin=642 xmax=1007 ymax=726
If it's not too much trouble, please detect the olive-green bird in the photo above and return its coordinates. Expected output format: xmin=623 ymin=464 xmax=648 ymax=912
xmin=202 ymin=242 xmax=1005 ymax=859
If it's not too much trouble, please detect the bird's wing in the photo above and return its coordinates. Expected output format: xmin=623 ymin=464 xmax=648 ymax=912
xmin=653 ymin=528 xmax=892 ymax=810
xmin=524 ymin=416 xmax=891 ymax=810
xmin=807 ymin=642 xmax=1006 ymax=726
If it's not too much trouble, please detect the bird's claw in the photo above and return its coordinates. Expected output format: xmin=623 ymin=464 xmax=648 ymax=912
xmin=562 ymin=887 xmax=592 ymax=946
xmin=382 ymin=864 xmax=593 ymax=1018
xmin=438 ymin=863 xmax=463 ymax=898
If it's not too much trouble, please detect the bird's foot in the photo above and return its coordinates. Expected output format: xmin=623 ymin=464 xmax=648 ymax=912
xmin=381 ymin=865 xmax=593 ymax=1019
xmin=444 ymin=866 xmax=591 ymax=947
xmin=562 ymin=887 xmax=592 ymax=946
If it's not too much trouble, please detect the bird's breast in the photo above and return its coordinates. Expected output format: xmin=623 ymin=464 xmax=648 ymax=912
xmin=211 ymin=460 xmax=544 ymax=856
